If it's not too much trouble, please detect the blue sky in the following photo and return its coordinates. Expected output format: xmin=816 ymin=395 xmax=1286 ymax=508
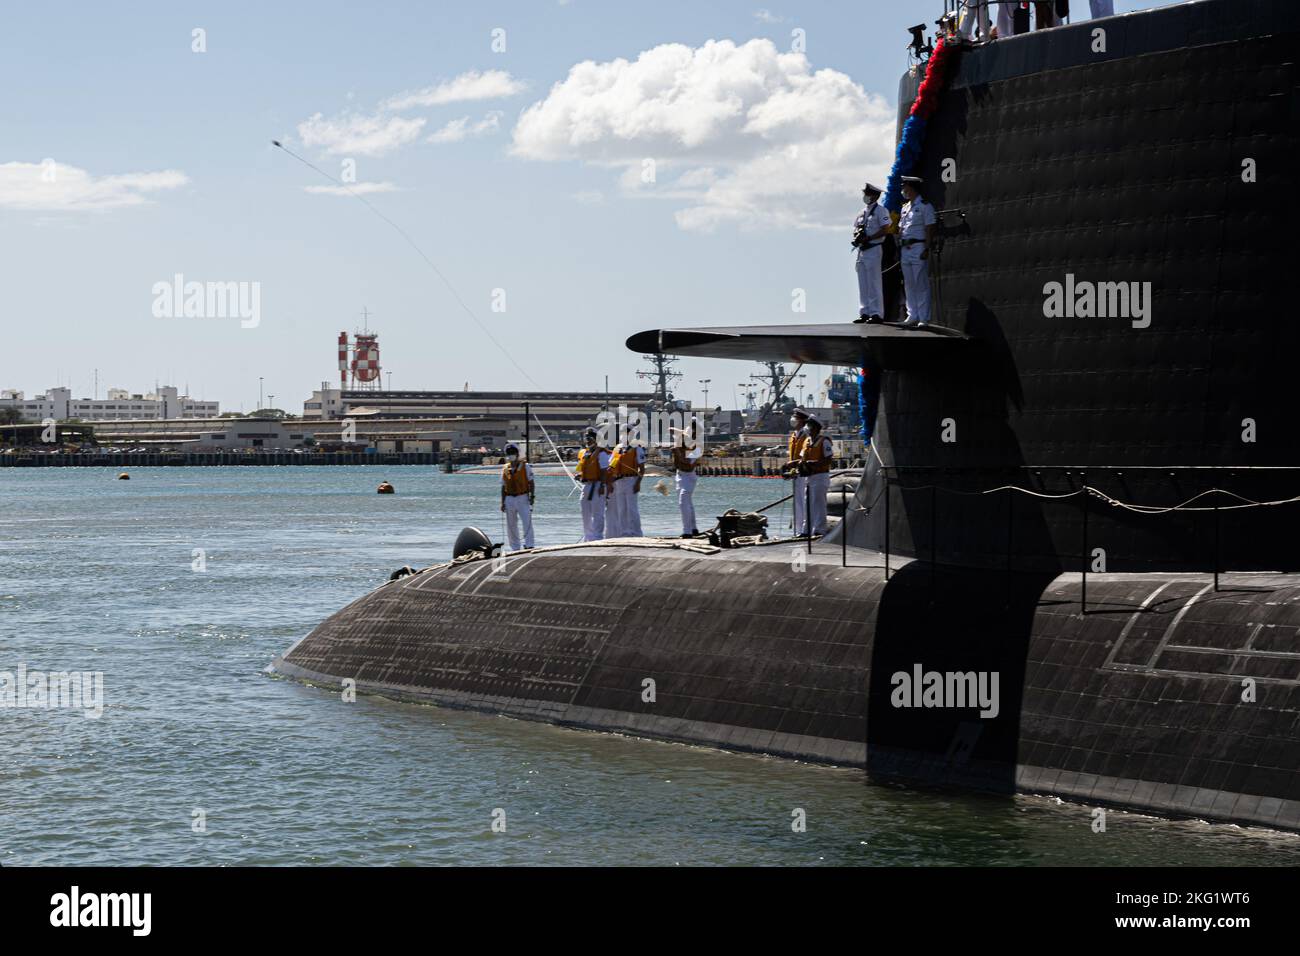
xmin=0 ymin=0 xmax=1174 ymax=413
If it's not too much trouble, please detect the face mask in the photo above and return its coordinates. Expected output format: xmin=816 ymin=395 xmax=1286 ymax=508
xmin=790 ymin=417 xmax=804 ymax=429
xmin=507 ymin=452 xmax=518 ymax=461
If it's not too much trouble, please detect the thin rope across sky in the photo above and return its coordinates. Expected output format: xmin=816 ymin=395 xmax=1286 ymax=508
xmin=272 ymin=139 xmax=539 ymax=387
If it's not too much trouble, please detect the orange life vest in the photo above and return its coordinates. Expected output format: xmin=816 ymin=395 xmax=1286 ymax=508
xmin=612 ymin=445 xmax=641 ymax=478
xmin=577 ymin=446 xmax=607 ymax=482
xmin=788 ymin=429 xmax=807 ymax=460
xmin=672 ymin=446 xmax=696 ymax=472
xmin=502 ymin=460 xmax=530 ymax=496
xmin=801 ymin=433 xmax=834 ymax=474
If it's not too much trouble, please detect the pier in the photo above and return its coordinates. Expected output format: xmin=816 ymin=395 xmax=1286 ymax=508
xmin=0 ymin=450 xmax=456 ymax=468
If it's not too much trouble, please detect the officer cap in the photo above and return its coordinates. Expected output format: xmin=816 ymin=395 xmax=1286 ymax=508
xmin=862 ymin=182 xmax=882 ymax=195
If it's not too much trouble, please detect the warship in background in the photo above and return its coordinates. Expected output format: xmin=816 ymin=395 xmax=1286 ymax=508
xmin=273 ymin=0 xmax=1300 ymax=831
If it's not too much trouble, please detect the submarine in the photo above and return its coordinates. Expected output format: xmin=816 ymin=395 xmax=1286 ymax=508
xmin=272 ymin=0 xmax=1300 ymax=831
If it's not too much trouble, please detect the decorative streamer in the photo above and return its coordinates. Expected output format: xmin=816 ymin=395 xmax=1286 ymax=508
xmin=883 ymin=36 xmax=960 ymax=215
xmin=857 ymin=363 xmax=881 ymax=443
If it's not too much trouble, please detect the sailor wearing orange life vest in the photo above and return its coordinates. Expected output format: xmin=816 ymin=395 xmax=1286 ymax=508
xmin=671 ymin=440 xmax=703 ymax=537
xmin=606 ymin=439 xmax=646 ymax=538
xmin=576 ymin=428 xmax=612 ymax=542
xmin=798 ymin=415 xmax=836 ymax=536
xmin=500 ymin=442 xmax=535 ymax=550
xmin=783 ymin=407 xmax=811 ymax=536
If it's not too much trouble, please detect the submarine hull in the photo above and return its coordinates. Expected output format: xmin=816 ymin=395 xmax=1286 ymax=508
xmin=272 ymin=544 xmax=1300 ymax=831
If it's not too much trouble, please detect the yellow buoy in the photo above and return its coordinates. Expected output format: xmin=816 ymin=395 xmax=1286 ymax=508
xmin=377 ymin=481 xmax=395 ymax=494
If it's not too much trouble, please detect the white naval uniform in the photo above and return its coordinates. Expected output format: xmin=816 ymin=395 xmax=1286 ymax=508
xmin=802 ymin=434 xmax=835 ymax=536
xmin=789 ymin=427 xmax=809 ymax=537
xmin=899 ymin=197 xmax=937 ymax=325
xmin=503 ymin=462 xmax=535 ymax=550
xmin=958 ymin=1 xmax=993 ymax=40
xmin=853 ymin=200 xmax=892 ymax=319
xmin=997 ymin=2 xmax=1017 ymax=37
xmin=607 ymin=445 xmax=646 ymax=539
xmin=580 ymin=449 xmax=611 ymax=542
xmin=675 ymin=446 xmax=703 ymax=535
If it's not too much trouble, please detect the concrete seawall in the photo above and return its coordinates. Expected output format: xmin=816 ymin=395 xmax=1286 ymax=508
xmin=273 ymin=542 xmax=1300 ymax=831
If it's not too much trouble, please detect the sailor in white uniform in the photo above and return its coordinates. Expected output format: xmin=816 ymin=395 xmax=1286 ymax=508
xmin=958 ymin=1 xmax=993 ymax=41
xmin=784 ymin=408 xmax=810 ymax=536
xmin=898 ymin=175 xmax=937 ymax=327
xmin=852 ymin=182 xmax=892 ymax=324
xmin=500 ymin=443 xmax=535 ymax=550
xmin=997 ymin=2 xmax=1018 ymax=37
xmin=799 ymin=415 xmax=836 ymax=536
xmin=576 ymin=428 xmax=611 ymax=542
xmin=607 ymin=440 xmax=646 ymax=539
xmin=672 ymin=439 xmax=703 ymax=536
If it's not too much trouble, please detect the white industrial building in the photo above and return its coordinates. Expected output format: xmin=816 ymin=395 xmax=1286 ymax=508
xmin=0 ymin=386 xmax=219 ymax=422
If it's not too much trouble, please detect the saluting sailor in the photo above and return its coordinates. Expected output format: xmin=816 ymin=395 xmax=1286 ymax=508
xmin=606 ymin=438 xmax=646 ymax=538
xmin=576 ymin=427 xmax=611 ymax=542
xmin=898 ymin=175 xmax=937 ymax=327
xmin=852 ymin=182 xmax=892 ymax=324
xmin=783 ymin=407 xmax=811 ymax=537
xmin=671 ymin=438 xmax=703 ymax=538
xmin=500 ymin=442 xmax=535 ymax=551
xmin=798 ymin=415 xmax=836 ymax=536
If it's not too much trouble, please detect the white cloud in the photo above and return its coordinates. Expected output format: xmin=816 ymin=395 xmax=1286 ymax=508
xmin=297 ymin=112 xmax=426 ymax=157
xmin=303 ymin=181 xmax=401 ymax=196
xmin=754 ymin=9 xmax=784 ymax=23
xmin=0 ymin=160 xmax=188 ymax=211
xmin=510 ymin=38 xmax=895 ymax=231
xmin=383 ymin=70 xmax=527 ymax=111
xmin=427 ymin=111 xmax=504 ymax=144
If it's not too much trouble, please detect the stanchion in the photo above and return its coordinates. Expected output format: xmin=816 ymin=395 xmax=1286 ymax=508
xmin=1005 ymin=484 xmax=1014 ymax=607
xmin=1213 ymin=472 xmax=1220 ymax=592
xmin=806 ymin=478 xmax=812 ymax=554
xmin=884 ymin=473 xmax=891 ymax=580
xmin=930 ymin=482 xmax=937 ymax=596
xmin=1080 ymin=476 xmax=1088 ymax=615
xmin=841 ymin=490 xmax=848 ymax=567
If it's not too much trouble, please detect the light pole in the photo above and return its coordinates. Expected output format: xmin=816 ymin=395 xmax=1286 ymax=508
xmin=699 ymin=378 xmax=711 ymax=410
xmin=259 ymin=377 xmax=264 ymax=414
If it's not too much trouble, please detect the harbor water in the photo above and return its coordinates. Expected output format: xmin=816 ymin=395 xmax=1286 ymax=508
xmin=2 ymin=466 xmax=1298 ymax=866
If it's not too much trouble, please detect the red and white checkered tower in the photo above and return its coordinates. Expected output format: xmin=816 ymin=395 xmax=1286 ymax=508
xmin=351 ymin=333 xmax=381 ymax=390
xmin=338 ymin=331 xmax=349 ymax=389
